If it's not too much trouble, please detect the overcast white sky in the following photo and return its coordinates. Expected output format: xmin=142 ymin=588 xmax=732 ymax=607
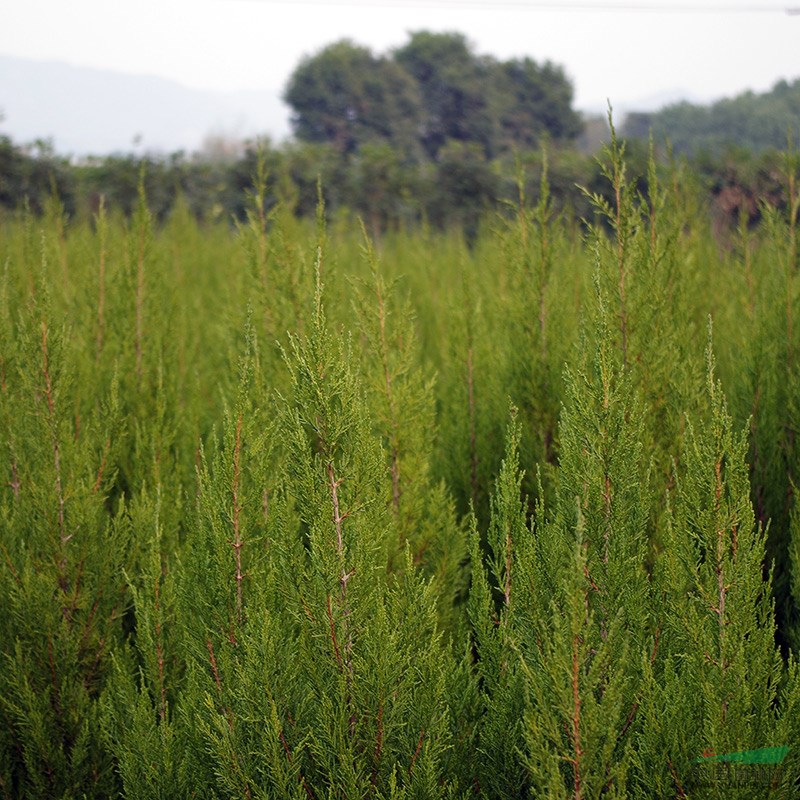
xmin=3 ymin=0 xmax=800 ymax=136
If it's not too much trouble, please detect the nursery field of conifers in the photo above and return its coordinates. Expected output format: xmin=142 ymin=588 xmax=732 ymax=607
xmin=2 ymin=131 xmax=800 ymax=799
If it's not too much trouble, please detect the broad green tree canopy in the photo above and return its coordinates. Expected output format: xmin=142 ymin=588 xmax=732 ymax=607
xmin=284 ymin=40 xmax=423 ymax=158
xmin=284 ymin=32 xmax=582 ymax=160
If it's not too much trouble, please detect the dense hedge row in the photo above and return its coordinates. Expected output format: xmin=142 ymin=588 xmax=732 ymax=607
xmin=1 ymin=131 xmax=800 ymax=798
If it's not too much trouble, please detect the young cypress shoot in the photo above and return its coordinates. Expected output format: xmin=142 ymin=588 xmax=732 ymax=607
xmin=499 ymin=155 xmax=564 ymax=489
xmin=523 ymin=278 xmax=652 ymax=798
xmin=0 ymin=275 xmax=129 ymax=798
xmin=164 ymin=229 xmax=460 ymax=796
xmin=271 ymin=265 xmax=456 ymax=797
xmin=467 ymin=410 xmax=533 ymax=796
xmin=643 ymin=329 xmax=786 ymax=798
xmin=174 ymin=317 xmax=271 ymax=796
xmin=352 ymin=226 xmax=467 ymax=633
xmin=42 ymin=181 xmax=71 ymax=298
xmin=434 ymin=252 xmax=508 ymax=528
xmin=101 ymin=489 xmax=188 ymax=799
xmin=582 ymin=118 xmax=702 ymax=498
xmin=738 ymin=145 xmax=800 ymax=652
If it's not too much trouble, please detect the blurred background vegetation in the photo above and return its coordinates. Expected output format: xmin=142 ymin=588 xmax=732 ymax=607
xmin=1 ymin=31 xmax=799 ymax=236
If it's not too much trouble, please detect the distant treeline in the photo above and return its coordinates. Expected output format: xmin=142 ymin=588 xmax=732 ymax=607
xmin=1 ymin=35 xmax=799 ymax=236
xmin=2 ymin=130 xmax=797 ymax=239
xmin=623 ymin=77 xmax=800 ymax=156
xmin=0 ymin=30 xmax=584 ymax=234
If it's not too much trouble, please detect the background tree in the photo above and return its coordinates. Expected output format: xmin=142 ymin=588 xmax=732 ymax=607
xmin=0 ymin=135 xmax=75 ymax=216
xmin=489 ymin=58 xmax=583 ymax=154
xmin=283 ymin=40 xmax=423 ymax=158
xmin=622 ymin=77 xmax=800 ymax=155
xmin=430 ymin=140 xmax=498 ymax=236
xmin=393 ymin=31 xmax=492 ymax=159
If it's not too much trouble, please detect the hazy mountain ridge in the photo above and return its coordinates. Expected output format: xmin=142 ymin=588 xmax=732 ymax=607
xmin=3 ymin=53 xmax=791 ymax=159
xmin=0 ymin=55 xmax=290 ymax=156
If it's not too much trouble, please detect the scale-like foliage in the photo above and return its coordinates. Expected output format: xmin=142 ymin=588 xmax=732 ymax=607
xmin=0 ymin=279 xmax=129 ymax=798
xmin=352 ymin=228 xmax=467 ymax=634
xmin=523 ymin=281 xmax=651 ymax=798
xmin=639 ymin=331 xmax=791 ymax=798
xmin=3 ymin=137 xmax=800 ymax=800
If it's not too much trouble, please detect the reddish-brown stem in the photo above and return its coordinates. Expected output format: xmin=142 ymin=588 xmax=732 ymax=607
xmin=371 ymin=704 xmax=385 ymax=788
xmin=231 ymin=413 xmax=244 ymax=622
xmin=571 ymin=633 xmax=583 ymax=800
xmin=327 ymin=462 xmax=345 ymax=557
xmin=583 ymin=565 xmax=600 ymax=595
xmin=375 ymin=703 xmax=384 ymax=763
xmin=0 ymin=540 xmax=21 ymax=585
xmin=667 ymin=758 xmax=688 ymax=798
xmin=619 ymin=702 xmax=639 ymax=741
xmin=325 ymin=594 xmax=343 ymax=672
xmin=374 ymin=275 xmax=401 ymax=515
xmin=327 ymin=462 xmax=355 ymax=606
xmin=467 ymin=347 xmax=478 ymax=509
xmin=278 ymin=714 xmax=314 ymax=800
xmin=135 ymin=210 xmax=146 ymax=382
xmin=154 ymin=573 xmax=167 ymax=722
xmin=41 ymin=323 xmax=67 ymax=557
xmin=409 ymin=728 xmax=425 ymax=774
xmin=280 ymin=730 xmax=292 ymax=760
xmin=93 ymin=437 xmax=111 ymax=494
xmin=206 ymin=638 xmax=223 ymax=695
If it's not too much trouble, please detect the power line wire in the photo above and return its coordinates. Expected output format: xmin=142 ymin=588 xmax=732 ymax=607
xmin=227 ymin=0 xmax=800 ymax=13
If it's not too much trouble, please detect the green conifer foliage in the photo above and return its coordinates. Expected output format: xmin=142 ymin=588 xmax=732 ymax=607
xmin=274 ymin=269 xmax=456 ymax=797
xmin=734 ymin=145 xmax=800 ymax=651
xmin=139 ymin=256 xmax=462 ymax=797
xmin=352 ymin=228 xmax=467 ymax=633
xmin=470 ymin=274 xmax=652 ymax=797
xmin=640 ymin=332 xmax=789 ymax=798
xmin=467 ymin=412 xmax=532 ymax=796
xmin=6 ymin=132 xmax=800 ymax=800
xmin=583 ymin=122 xmax=702 ymax=499
xmin=499 ymin=155 xmax=566 ymax=487
xmin=234 ymin=147 xmax=313 ymax=386
xmin=523 ymin=283 xmax=651 ymax=798
xmin=101 ymin=490 xmax=187 ymax=799
xmin=434 ymin=249 xmax=511 ymax=528
xmin=0 ymin=279 xmax=129 ymax=798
